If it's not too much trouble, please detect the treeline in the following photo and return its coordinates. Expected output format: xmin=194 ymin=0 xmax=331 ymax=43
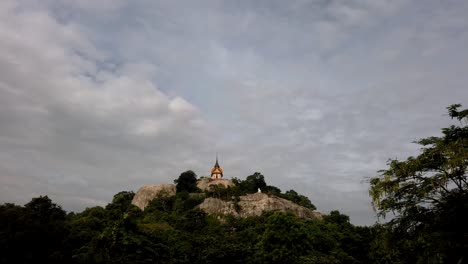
xmin=0 ymin=191 xmax=374 ymax=264
xmin=1 ymin=170 xmax=332 ymax=264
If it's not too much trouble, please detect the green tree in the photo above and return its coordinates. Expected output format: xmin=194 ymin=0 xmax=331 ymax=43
xmin=263 ymin=185 xmax=282 ymax=195
xmin=369 ymin=104 xmax=468 ymax=263
xmin=0 ymin=196 xmax=69 ymax=263
xmin=174 ymin=170 xmax=200 ymax=193
xmin=144 ymin=193 xmax=175 ymax=213
xmin=282 ymin=190 xmax=317 ymax=210
xmin=237 ymin=172 xmax=267 ymax=194
xmin=324 ymin=210 xmax=350 ymax=225
xmin=255 ymin=212 xmax=311 ymax=264
xmin=105 ymin=191 xmax=136 ymax=220
xmin=67 ymin=206 xmax=108 ymax=262
xmin=25 ymin=195 xmax=67 ymax=221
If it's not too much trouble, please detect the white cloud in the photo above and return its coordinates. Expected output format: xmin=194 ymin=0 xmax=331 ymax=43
xmin=0 ymin=0 xmax=208 ymax=210
xmin=1 ymin=0 xmax=468 ymax=226
xmin=169 ymin=97 xmax=197 ymax=115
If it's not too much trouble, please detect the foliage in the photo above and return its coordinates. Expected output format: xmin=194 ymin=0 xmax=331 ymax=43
xmin=0 ymin=167 xmax=377 ymax=263
xmin=0 ymin=192 xmax=372 ymax=263
xmin=279 ymin=190 xmax=317 ymax=210
xmin=174 ymin=170 xmax=200 ymax=193
xmin=369 ymin=104 xmax=468 ymax=263
xmin=105 ymin=191 xmax=136 ymax=220
xmin=0 ymin=196 xmax=69 ymax=263
xmin=225 ymin=173 xmax=317 ymax=210
xmin=255 ymin=212 xmax=311 ymax=263
xmin=263 ymin=185 xmax=282 ymax=195
xmin=242 ymin=172 xmax=267 ymax=193
xmin=227 ymin=172 xmax=268 ymax=195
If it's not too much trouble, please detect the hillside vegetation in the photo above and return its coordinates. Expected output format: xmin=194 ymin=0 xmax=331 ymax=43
xmin=0 ymin=174 xmax=372 ymax=264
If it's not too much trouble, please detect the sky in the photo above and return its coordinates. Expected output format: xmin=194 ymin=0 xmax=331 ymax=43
xmin=1 ymin=0 xmax=467 ymax=225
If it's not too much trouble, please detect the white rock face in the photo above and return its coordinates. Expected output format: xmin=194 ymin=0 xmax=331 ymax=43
xmin=131 ymin=184 xmax=176 ymax=210
xmin=198 ymin=193 xmax=322 ymax=220
xmin=196 ymin=178 xmax=234 ymax=191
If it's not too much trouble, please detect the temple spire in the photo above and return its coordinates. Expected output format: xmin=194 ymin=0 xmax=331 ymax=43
xmin=215 ymin=153 xmax=219 ymax=167
xmin=211 ymin=153 xmax=223 ymax=179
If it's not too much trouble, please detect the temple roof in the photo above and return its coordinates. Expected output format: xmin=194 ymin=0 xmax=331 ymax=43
xmin=211 ymin=156 xmax=223 ymax=174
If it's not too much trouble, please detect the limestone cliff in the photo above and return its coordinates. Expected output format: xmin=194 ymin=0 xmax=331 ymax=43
xmin=132 ymin=179 xmax=234 ymax=210
xmin=131 ymin=184 xmax=176 ymax=210
xmin=198 ymin=193 xmax=322 ymax=220
xmin=132 ymin=181 xmax=322 ymax=220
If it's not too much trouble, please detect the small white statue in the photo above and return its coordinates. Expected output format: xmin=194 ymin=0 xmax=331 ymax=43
xmin=258 ymin=188 xmax=261 ymax=193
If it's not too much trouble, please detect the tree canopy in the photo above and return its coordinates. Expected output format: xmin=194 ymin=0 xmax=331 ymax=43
xmin=0 ymin=172 xmax=375 ymax=263
xmin=369 ymin=104 xmax=468 ymax=263
xmin=174 ymin=170 xmax=200 ymax=193
xmin=0 ymin=195 xmax=371 ymax=264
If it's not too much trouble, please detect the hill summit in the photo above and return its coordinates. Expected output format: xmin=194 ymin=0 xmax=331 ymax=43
xmin=131 ymin=176 xmax=322 ymax=220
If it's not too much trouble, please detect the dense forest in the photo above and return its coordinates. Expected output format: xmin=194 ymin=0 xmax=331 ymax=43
xmin=0 ymin=105 xmax=466 ymax=264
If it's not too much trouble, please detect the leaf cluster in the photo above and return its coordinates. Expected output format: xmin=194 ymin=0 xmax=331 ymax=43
xmin=369 ymin=104 xmax=468 ymax=263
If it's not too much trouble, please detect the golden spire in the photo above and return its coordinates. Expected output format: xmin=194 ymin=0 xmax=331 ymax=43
xmin=210 ymin=154 xmax=223 ymax=179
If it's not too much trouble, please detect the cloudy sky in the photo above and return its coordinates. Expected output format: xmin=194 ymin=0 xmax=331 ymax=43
xmin=1 ymin=0 xmax=467 ymax=225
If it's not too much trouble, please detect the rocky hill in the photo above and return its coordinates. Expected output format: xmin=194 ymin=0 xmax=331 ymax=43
xmin=198 ymin=192 xmax=322 ymax=220
xmin=132 ymin=179 xmax=322 ymax=220
xmin=131 ymin=184 xmax=176 ymax=210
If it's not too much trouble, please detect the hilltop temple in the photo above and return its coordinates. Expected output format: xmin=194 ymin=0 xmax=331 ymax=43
xmin=210 ymin=156 xmax=223 ymax=179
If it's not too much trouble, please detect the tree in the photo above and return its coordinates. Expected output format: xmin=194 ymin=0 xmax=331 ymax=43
xmin=282 ymin=190 xmax=317 ymax=210
xmin=324 ymin=210 xmax=350 ymax=225
xmin=105 ymin=191 xmax=136 ymax=220
xmin=25 ymin=195 xmax=67 ymax=222
xmin=263 ymin=185 xmax=282 ymax=195
xmin=0 ymin=196 xmax=69 ymax=263
xmin=238 ymin=172 xmax=267 ymax=194
xmin=174 ymin=170 xmax=200 ymax=193
xmin=255 ymin=212 xmax=311 ymax=264
xmin=369 ymin=104 xmax=468 ymax=263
